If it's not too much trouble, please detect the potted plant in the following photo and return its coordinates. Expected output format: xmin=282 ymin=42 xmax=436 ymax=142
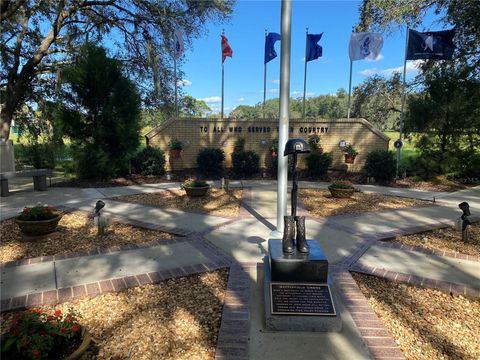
xmin=233 ymin=138 xmax=245 ymax=153
xmin=328 ymin=182 xmax=355 ymax=198
xmin=0 ymin=308 xmax=91 ymax=360
xmin=344 ymin=144 xmax=358 ymax=164
xmin=271 ymin=138 xmax=279 ymax=157
xmin=308 ymin=134 xmax=323 ymax=153
xmin=182 ymin=178 xmax=210 ymax=198
xmin=16 ymin=203 xmax=63 ymax=236
xmin=168 ymin=138 xmax=182 ymax=159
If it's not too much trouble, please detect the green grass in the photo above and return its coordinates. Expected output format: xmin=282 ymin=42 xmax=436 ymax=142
xmin=384 ymin=131 xmax=419 ymax=167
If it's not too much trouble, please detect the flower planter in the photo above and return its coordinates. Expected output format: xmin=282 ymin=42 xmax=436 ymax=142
xmin=64 ymin=328 xmax=92 ymax=360
xmin=184 ymin=185 xmax=210 ymax=198
xmin=234 ymin=146 xmax=243 ymax=153
xmin=328 ymin=187 xmax=355 ymax=198
xmin=16 ymin=213 xmax=63 ymax=236
xmin=344 ymin=154 xmax=356 ymax=164
xmin=169 ymin=149 xmax=182 ymax=159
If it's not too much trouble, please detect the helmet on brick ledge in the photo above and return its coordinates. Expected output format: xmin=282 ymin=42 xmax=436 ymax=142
xmin=284 ymin=138 xmax=311 ymax=156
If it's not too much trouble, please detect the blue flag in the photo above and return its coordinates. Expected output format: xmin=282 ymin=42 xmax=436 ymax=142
xmin=306 ymin=33 xmax=323 ymax=62
xmin=406 ymin=29 xmax=455 ymax=60
xmin=265 ymin=32 xmax=281 ymax=64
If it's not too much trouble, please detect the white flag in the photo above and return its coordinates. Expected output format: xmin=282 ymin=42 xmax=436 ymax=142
xmin=349 ymin=32 xmax=383 ymax=61
xmin=173 ymin=28 xmax=184 ymax=59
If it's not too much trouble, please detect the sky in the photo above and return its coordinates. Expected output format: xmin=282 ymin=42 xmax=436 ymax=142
xmin=177 ymin=0 xmax=446 ymax=114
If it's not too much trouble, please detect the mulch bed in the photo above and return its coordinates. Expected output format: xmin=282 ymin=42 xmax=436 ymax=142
xmin=112 ymin=189 xmax=243 ymax=218
xmin=390 ymin=223 xmax=480 ymax=258
xmin=352 ymin=273 xmax=480 ymax=360
xmin=299 ymin=189 xmax=428 ymax=217
xmin=51 ymin=174 xmax=175 ymax=188
xmin=0 ymin=212 xmax=174 ymax=263
xmin=0 ymin=269 xmax=228 ymax=360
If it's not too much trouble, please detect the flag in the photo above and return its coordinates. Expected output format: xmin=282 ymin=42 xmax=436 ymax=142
xmin=306 ymin=33 xmax=323 ymax=62
xmin=349 ymin=32 xmax=383 ymax=61
xmin=406 ymin=28 xmax=455 ymax=60
xmin=173 ymin=28 xmax=184 ymax=60
xmin=221 ymin=34 xmax=233 ymax=63
xmin=264 ymin=32 xmax=281 ymax=64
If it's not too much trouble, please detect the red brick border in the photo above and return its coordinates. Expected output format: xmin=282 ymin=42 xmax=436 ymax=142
xmin=332 ymin=271 xmax=406 ymax=360
xmin=350 ymin=263 xmax=480 ymax=299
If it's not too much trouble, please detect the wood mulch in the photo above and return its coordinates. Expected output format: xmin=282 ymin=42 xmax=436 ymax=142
xmin=390 ymin=223 xmax=480 ymax=258
xmin=0 ymin=269 xmax=228 ymax=360
xmin=0 ymin=212 xmax=174 ymax=263
xmin=112 ymin=189 xmax=243 ymax=218
xmin=352 ymin=273 xmax=480 ymax=360
xmin=299 ymin=189 xmax=428 ymax=217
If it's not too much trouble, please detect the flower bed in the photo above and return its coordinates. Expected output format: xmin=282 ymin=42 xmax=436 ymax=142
xmin=1 ymin=212 xmax=174 ymax=264
xmin=352 ymin=273 xmax=480 ymax=360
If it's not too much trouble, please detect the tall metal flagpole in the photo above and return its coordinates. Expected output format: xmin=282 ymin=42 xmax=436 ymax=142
xmin=274 ymin=0 xmax=292 ymax=236
xmin=263 ymin=29 xmax=267 ymax=119
xmin=302 ymin=28 xmax=308 ymax=120
xmin=174 ymin=56 xmax=178 ymax=118
xmin=347 ymin=60 xmax=353 ymax=119
xmin=396 ymin=27 xmax=410 ymax=178
xmin=221 ymin=30 xmax=225 ymax=120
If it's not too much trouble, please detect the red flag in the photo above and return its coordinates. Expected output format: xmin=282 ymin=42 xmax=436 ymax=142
xmin=221 ymin=34 xmax=233 ymax=63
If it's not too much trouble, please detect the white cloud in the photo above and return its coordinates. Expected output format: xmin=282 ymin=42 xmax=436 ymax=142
xmin=270 ymin=79 xmax=280 ymax=84
xmin=366 ymin=53 xmax=384 ymax=62
xmin=201 ymin=96 xmax=222 ymax=103
xmin=360 ymin=60 xmax=423 ymax=77
xmin=291 ymin=91 xmax=315 ymax=97
xmin=177 ymin=79 xmax=192 ymax=86
xmin=236 ymin=97 xmax=245 ymax=102
xmin=268 ymin=88 xmax=279 ymax=93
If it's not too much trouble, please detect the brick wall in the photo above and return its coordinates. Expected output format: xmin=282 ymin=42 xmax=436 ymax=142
xmin=146 ymin=118 xmax=390 ymax=172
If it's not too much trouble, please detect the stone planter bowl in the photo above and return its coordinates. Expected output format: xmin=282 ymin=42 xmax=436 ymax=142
xmin=169 ymin=149 xmax=182 ymax=159
xmin=16 ymin=213 xmax=63 ymax=236
xmin=184 ymin=185 xmax=210 ymax=198
xmin=328 ymin=186 xmax=355 ymax=198
xmin=344 ymin=154 xmax=356 ymax=164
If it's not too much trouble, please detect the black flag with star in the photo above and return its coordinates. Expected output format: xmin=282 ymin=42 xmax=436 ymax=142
xmin=406 ymin=29 xmax=456 ymax=60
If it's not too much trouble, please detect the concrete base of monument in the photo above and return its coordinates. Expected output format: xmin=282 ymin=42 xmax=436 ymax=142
xmin=263 ymin=260 xmax=342 ymax=332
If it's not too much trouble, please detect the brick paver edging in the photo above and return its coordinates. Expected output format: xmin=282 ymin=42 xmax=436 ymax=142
xmin=350 ymin=264 xmax=480 ymax=299
xmin=375 ymin=240 xmax=480 ymax=262
xmin=1 ymin=260 xmax=229 ymax=313
xmin=1 ymin=237 xmax=190 ymax=269
xmin=331 ymin=271 xmax=406 ymax=360
xmin=215 ymin=263 xmax=253 ymax=360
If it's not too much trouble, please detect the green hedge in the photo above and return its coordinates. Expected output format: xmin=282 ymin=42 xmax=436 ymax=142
xmin=364 ymin=150 xmax=396 ymax=183
xmin=232 ymin=150 xmax=260 ymax=178
xmin=131 ymin=147 xmax=166 ymax=176
xmin=197 ymin=148 xmax=225 ymax=176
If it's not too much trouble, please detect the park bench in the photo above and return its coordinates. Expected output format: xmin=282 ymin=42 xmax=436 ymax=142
xmin=0 ymin=169 xmax=52 ymax=197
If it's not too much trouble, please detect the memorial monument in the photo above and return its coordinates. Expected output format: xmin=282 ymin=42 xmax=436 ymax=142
xmin=264 ymin=138 xmax=342 ymax=332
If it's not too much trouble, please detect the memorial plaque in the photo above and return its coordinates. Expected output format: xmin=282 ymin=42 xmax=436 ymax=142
xmin=270 ymin=283 xmax=336 ymax=316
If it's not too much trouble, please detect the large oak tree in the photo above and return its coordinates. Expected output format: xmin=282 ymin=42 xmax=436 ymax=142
xmin=0 ymin=0 xmax=233 ymax=139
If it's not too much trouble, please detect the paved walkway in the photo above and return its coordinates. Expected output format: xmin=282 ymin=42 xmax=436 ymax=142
xmin=1 ymin=181 xmax=479 ymax=360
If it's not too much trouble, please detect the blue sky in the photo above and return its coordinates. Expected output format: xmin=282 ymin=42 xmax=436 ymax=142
xmin=177 ymin=0 xmax=444 ymax=114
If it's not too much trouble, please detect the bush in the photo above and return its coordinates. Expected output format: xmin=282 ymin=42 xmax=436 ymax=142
xmin=131 ymin=147 xmax=166 ymax=176
xmin=457 ymin=152 xmax=480 ymax=182
xmin=197 ymin=148 xmax=225 ymax=176
xmin=183 ymin=179 xmax=208 ymax=187
xmin=305 ymin=152 xmax=332 ymax=177
xmin=364 ymin=150 xmax=396 ymax=183
xmin=17 ymin=143 xmax=56 ymax=169
xmin=232 ymin=150 xmax=260 ymax=178
xmin=74 ymin=145 xmax=116 ymax=179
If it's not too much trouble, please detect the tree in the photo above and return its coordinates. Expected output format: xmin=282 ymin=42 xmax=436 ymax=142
xmin=180 ymin=95 xmax=211 ymax=117
xmin=352 ymin=73 xmax=403 ymax=130
xmin=0 ymin=0 xmax=234 ymax=139
xmin=55 ymin=44 xmax=141 ymax=178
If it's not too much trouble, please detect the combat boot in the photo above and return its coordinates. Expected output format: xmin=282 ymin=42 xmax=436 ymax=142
xmin=282 ymin=216 xmax=295 ymax=254
xmin=295 ymin=216 xmax=309 ymax=254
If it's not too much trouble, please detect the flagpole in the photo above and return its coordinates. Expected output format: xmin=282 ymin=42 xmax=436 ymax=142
xmin=263 ymin=29 xmax=267 ymax=119
xmin=347 ymin=59 xmax=353 ymax=119
xmin=221 ymin=30 xmax=225 ymax=120
xmin=396 ymin=27 xmax=410 ymax=178
xmin=302 ymin=28 xmax=308 ymax=120
xmin=274 ymin=0 xmax=292 ymax=237
xmin=174 ymin=56 xmax=178 ymax=118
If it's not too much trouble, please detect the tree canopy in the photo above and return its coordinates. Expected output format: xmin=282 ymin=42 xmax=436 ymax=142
xmin=0 ymin=0 xmax=233 ymax=139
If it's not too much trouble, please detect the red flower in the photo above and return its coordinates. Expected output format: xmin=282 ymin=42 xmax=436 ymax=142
xmin=54 ymin=309 xmax=62 ymax=316
xmin=23 ymin=208 xmax=29 ymax=214
xmin=60 ymin=328 xmax=66 ymax=333
xmin=38 ymin=329 xmax=47 ymax=336
xmin=72 ymin=324 xmax=79 ymax=332
xmin=47 ymin=316 xmax=53 ymax=321
xmin=32 ymin=349 xmax=40 ymax=356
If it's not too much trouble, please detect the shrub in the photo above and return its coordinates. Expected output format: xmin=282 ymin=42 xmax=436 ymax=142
xmin=17 ymin=204 xmax=60 ymax=221
xmin=329 ymin=182 xmax=354 ymax=189
xmin=305 ymin=152 xmax=332 ymax=177
xmin=197 ymin=148 xmax=225 ymax=176
xmin=17 ymin=143 xmax=56 ymax=169
xmin=232 ymin=150 xmax=260 ymax=178
xmin=364 ymin=150 xmax=396 ymax=183
xmin=168 ymin=138 xmax=182 ymax=150
xmin=131 ymin=147 xmax=166 ymax=176
xmin=183 ymin=179 xmax=208 ymax=187
xmin=344 ymin=144 xmax=358 ymax=157
xmin=74 ymin=145 xmax=116 ymax=179
xmin=457 ymin=152 xmax=480 ymax=182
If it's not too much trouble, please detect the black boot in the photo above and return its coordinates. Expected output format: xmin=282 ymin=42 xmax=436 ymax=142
xmin=295 ymin=216 xmax=309 ymax=254
xmin=282 ymin=216 xmax=295 ymax=254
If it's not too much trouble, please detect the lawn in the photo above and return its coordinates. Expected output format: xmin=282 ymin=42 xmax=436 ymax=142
xmin=384 ymin=131 xmax=419 ymax=168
